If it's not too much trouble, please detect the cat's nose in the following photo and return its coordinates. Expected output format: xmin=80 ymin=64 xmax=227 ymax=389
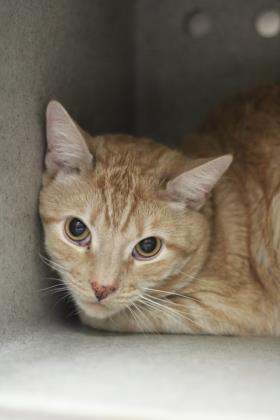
xmin=90 ymin=281 xmax=117 ymax=301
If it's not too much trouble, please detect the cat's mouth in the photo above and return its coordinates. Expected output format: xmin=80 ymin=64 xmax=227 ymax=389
xmin=77 ymin=298 xmax=120 ymax=319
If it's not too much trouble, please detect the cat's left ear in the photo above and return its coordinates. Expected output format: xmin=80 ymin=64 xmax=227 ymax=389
xmin=166 ymin=155 xmax=233 ymax=210
xmin=45 ymin=100 xmax=93 ymax=176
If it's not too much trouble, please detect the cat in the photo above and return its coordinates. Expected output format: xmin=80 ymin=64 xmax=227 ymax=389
xmin=39 ymin=84 xmax=280 ymax=335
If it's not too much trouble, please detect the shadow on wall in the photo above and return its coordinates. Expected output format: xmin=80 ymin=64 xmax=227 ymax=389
xmin=133 ymin=1 xmax=280 ymax=144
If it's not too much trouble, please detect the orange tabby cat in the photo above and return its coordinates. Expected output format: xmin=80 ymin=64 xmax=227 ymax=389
xmin=39 ymin=85 xmax=280 ymax=335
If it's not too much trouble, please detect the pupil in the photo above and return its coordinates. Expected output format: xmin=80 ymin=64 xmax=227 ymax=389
xmin=140 ymin=237 xmax=157 ymax=253
xmin=69 ymin=218 xmax=86 ymax=236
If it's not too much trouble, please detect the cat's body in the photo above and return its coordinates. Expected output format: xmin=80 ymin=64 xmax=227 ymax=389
xmin=181 ymin=85 xmax=280 ymax=335
xmin=40 ymin=85 xmax=280 ymax=335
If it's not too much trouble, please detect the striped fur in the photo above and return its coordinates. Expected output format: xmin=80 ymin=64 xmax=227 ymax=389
xmin=39 ymin=85 xmax=280 ymax=335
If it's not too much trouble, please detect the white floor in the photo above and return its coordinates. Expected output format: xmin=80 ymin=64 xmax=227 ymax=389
xmin=1 ymin=324 xmax=280 ymax=420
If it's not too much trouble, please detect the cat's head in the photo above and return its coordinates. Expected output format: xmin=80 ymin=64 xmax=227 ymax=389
xmin=39 ymin=101 xmax=232 ymax=320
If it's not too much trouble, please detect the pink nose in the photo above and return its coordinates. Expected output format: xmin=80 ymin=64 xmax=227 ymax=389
xmin=91 ymin=281 xmax=117 ymax=301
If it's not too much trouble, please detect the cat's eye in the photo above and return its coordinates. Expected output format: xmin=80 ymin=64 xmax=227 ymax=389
xmin=64 ymin=217 xmax=91 ymax=244
xmin=133 ymin=237 xmax=162 ymax=260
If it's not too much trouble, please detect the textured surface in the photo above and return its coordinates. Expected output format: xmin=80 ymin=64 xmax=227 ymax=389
xmin=0 ymin=0 xmax=133 ymax=338
xmin=1 ymin=0 xmax=280 ymax=419
xmin=1 ymin=325 xmax=280 ymax=420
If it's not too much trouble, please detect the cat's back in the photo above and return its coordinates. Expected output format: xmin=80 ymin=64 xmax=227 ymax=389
xmin=184 ymin=84 xmax=280 ymax=159
xmin=204 ymin=84 xmax=280 ymax=160
xmin=183 ymin=84 xmax=280 ymax=195
xmin=186 ymin=85 xmax=280 ymax=301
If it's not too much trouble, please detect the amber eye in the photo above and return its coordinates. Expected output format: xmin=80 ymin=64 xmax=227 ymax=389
xmin=133 ymin=237 xmax=162 ymax=260
xmin=65 ymin=218 xmax=90 ymax=243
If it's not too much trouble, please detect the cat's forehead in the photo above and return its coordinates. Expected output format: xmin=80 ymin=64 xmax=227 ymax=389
xmin=89 ymin=134 xmax=175 ymax=176
xmin=86 ymin=140 xmax=163 ymax=231
xmin=89 ymin=170 xmax=156 ymax=235
xmin=92 ymin=184 xmax=137 ymax=229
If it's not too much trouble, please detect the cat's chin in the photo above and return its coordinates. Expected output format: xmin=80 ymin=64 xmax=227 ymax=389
xmin=76 ymin=299 xmax=119 ymax=319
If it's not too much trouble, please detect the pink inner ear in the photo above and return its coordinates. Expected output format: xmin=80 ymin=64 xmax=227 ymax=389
xmin=45 ymin=100 xmax=93 ymax=175
xmin=166 ymin=155 xmax=233 ymax=209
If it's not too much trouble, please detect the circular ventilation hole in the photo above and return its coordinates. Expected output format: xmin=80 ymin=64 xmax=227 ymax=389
xmin=184 ymin=11 xmax=212 ymax=38
xmin=254 ymin=9 xmax=280 ymax=38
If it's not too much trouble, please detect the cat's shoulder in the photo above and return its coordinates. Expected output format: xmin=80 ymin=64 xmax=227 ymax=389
xmin=182 ymin=83 xmax=280 ymax=158
xmin=203 ymin=83 xmax=280 ymax=133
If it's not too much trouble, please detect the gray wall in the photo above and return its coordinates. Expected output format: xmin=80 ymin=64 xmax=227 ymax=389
xmin=0 ymin=0 xmax=133 ymax=337
xmin=134 ymin=0 xmax=280 ymax=143
xmin=1 ymin=0 xmax=280 ymax=337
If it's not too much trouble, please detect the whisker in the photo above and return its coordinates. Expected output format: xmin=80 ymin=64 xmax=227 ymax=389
xmin=139 ymin=297 xmax=185 ymax=327
xmin=132 ymin=302 xmax=153 ymax=333
xmin=128 ymin=304 xmax=145 ymax=333
xmin=132 ymin=302 xmax=148 ymax=333
xmin=53 ymin=291 xmax=74 ymax=309
xmin=177 ymin=269 xmax=199 ymax=281
xmin=146 ymin=294 xmax=195 ymax=318
xmin=39 ymin=283 xmax=63 ymax=291
xmin=140 ymin=295 xmax=184 ymax=321
xmin=140 ymin=294 xmax=198 ymax=327
xmin=133 ymin=302 xmax=154 ymax=334
xmin=39 ymin=253 xmax=69 ymax=274
xmin=66 ymin=305 xmax=82 ymax=319
xmin=144 ymin=287 xmax=201 ymax=303
xmin=127 ymin=305 xmax=139 ymax=329
xmin=144 ymin=293 xmax=195 ymax=310
xmin=39 ymin=286 xmax=69 ymax=296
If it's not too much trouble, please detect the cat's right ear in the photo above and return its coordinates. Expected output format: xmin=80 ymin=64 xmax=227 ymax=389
xmin=165 ymin=155 xmax=233 ymax=210
xmin=45 ymin=101 xmax=93 ymax=176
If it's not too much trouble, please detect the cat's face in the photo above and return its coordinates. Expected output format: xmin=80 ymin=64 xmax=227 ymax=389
xmin=39 ymin=101 xmax=232 ymax=321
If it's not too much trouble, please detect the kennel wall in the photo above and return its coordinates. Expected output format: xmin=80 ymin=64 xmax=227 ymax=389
xmin=1 ymin=1 xmax=280 ymax=419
